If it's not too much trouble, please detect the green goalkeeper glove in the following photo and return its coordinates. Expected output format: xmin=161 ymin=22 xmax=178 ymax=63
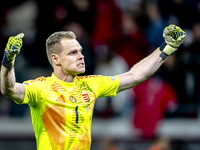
xmin=160 ymin=24 xmax=186 ymax=59
xmin=2 ymin=33 xmax=25 ymax=70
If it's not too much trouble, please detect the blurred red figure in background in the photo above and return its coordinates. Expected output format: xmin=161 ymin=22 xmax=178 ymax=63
xmin=92 ymin=0 xmax=122 ymax=47
xmin=132 ymin=76 xmax=177 ymax=139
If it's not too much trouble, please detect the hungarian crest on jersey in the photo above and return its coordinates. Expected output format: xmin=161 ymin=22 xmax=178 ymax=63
xmin=82 ymin=91 xmax=90 ymax=103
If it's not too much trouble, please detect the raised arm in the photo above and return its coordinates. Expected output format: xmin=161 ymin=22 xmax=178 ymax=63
xmin=117 ymin=24 xmax=186 ymax=93
xmin=1 ymin=33 xmax=25 ymax=103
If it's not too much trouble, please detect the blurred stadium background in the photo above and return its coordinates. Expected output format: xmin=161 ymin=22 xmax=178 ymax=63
xmin=1 ymin=0 xmax=200 ymax=149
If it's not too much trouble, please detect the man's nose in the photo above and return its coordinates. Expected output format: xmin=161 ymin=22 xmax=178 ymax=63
xmin=78 ymin=52 xmax=84 ymax=59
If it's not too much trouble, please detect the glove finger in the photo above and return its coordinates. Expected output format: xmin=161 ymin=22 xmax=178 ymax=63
xmin=163 ymin=28 xmax=175 ymax=39
xmin=15 ymin=33 xmax=25 ymax=39
xmin=164 ymin=25 xmax=184 ymax=40
xmin=177 ymin=31 xmax=186 ymax=41
xmin=177 ymin=35 xmax=186 ymax=43
xmin=165 ymin=25 xmax=175 ymax=33
xmin=6 ymin=49 xmax=20 ymax=54
xmin=165 ymin=26 xmax=186 ymax=40
xmin=163 ymin=29 xmax=170 ymax=36
xmin=165 ymin=36 xmax=176 ymax=43
xmin=13 ymin=49 xmax=20 ymax=54
xmin=165 ymin=36 xmax=179 ymax=48
xmin=9 ymin=36 xmax=23 ymax=50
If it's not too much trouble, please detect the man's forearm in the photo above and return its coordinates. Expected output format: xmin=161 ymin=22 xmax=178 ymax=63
xmin=0 ymin=65 xmax=25 ymax=103
xmin=1 ymin=65 xmax=16 ymax=95
xmin=118 ymin=48 xmax=166 ymax=93
xmin=128 ymin=48 xmax=165 ymax=85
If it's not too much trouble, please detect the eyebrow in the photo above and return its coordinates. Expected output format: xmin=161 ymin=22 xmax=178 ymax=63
xmin=68 ymin=47 xmax=83 ymax=54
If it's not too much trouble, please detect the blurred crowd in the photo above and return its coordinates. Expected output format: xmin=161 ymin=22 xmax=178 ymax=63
xmin=1 ymin=0 xmax=200 ymax=144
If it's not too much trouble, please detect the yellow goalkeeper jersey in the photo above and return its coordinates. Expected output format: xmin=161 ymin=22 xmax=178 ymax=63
xmin=19 ymin=73 xmax=120 ymax=150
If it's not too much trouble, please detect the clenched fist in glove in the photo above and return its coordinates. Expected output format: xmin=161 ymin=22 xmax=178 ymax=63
xmin=2 ymin=33 xmax=25 ymax=70
xmin=160 ymin=24 xmax=186 ymax=59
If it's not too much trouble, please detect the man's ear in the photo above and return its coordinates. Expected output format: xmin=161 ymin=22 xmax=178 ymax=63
xmin=51 ymin=54 xmax=60 ymax=66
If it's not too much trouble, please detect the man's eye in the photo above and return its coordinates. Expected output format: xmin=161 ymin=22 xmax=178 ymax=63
xmin=70 ymin=51 xmax=76 ymax=55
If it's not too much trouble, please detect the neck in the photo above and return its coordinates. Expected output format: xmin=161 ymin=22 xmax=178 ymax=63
xmin=54 ymin=69 xmax=76 ymax=83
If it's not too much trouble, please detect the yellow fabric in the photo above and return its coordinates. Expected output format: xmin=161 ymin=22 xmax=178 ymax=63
xmin=20 ymin=74 xmax=120 ymax=150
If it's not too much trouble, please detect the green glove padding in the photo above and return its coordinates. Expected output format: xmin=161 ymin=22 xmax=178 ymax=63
xmin=2 ymin=33 xmax=24 ymax=70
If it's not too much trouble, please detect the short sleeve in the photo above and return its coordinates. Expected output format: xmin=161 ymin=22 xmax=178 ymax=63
xmin=85 ymin=75 xmax=120 ymax=98
xmin=19 ymin=79 xmax=49 ymax=106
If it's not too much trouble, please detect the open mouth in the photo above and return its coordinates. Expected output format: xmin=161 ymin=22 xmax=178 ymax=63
xmin=77 ymin=63 xmax=84 ymax=67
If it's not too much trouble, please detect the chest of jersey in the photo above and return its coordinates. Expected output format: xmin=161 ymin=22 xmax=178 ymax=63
xmin=40 ymin=80 xmax=95 ymax=149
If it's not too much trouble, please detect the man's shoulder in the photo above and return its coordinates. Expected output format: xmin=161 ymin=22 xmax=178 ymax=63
xmin=24 ymin=76 xmax=48 ymax=82
xmin=23 ymin=76 xmax=51 ymax=87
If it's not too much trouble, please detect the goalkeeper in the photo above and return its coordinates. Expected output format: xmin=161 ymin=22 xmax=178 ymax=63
xmin=0 ymin=24 xmax=186 ymax=150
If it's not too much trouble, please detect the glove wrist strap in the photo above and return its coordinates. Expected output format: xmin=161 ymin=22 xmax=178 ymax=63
xmin=159 ymin=42 xmax=177 ymax=59
xmin=2 ymin=52 xmax=14 ymax=70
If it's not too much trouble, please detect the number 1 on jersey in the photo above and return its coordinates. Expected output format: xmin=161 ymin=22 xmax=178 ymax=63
xmin=75 ymin=106 xmax=78 ymax=124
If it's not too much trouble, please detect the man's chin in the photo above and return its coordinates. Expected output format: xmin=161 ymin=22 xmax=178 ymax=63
xmin=76 ymin=70 xmax=86 ymax=75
